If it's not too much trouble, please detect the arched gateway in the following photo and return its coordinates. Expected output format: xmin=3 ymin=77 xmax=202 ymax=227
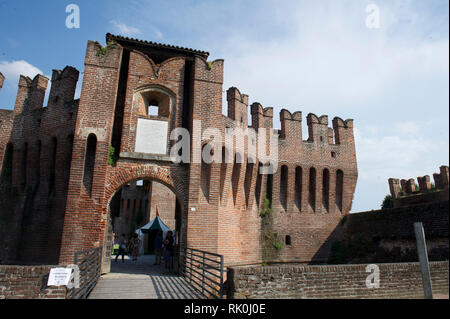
xmin=101 ymin=164 xmax=187 ymax=272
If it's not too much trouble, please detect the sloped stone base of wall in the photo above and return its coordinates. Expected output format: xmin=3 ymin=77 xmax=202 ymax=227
xmin=227 ymin=261 xmax=449 ymax=299
xmin=0 ymin=265 xmax=67 ymax=299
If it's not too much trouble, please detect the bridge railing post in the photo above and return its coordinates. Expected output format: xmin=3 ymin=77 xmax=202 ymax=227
xmin=219 ymin=255 xmax=224 ymax=299
xmin=201 ymin=251 xmax=206 ymax=295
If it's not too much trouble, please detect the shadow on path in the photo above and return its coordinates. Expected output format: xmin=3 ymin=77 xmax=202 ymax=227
xmin=88 ymin=254 xmax=202 ymax=299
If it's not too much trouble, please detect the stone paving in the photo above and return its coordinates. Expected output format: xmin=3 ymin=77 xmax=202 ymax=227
xmin=88 ymin=254 xmax=202 ymax=299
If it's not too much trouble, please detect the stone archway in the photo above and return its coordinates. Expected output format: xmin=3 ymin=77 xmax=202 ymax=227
xmin=101 ymin=164 xmax=187 ymax=273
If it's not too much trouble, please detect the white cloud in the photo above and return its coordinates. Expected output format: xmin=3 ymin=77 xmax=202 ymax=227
xmin=352 ymin=121 xmax=448 ymax=211
xmin=110 ymin=19 xmax=163 ymax=40
xmin=214 ymin=2 xmax=449 ymax=119
xmin=0 ymin=60 xmax=44 ymax=86
xmin=354 ymin=123 xmax=448 ymax=183
xmin=111 ymin=20 xmax=142 ymax=37
xmin=150 ymin=26 xmax=163 ymax=39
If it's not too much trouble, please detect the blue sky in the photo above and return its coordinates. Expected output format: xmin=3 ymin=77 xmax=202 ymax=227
xmin=0 ymin=0 xmax=448 ymax=212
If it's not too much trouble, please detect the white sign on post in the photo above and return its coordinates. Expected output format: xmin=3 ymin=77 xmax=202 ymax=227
xmin=47 ymin=268 xmax=73 ymax=286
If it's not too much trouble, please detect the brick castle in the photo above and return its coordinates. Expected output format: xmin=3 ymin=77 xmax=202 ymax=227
xmin=0 ymin=34 xmax=357 ymax=271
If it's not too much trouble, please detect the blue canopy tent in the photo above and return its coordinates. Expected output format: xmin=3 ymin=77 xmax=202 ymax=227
xmin=135 ymin=215 xmax=172 ymax=255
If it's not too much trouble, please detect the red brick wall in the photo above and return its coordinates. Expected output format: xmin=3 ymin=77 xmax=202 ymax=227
xmin=148 ymin=181 xmax=177 ymax=230
xmin=0 ymin=66 xmax=79 ymax=264
xmin=227 ymin=261 xmax=449 ymax=299
xmin=0 ymin=265 xmax=67 ymax=299
xmin=58 ymin=41 xmax=123 ymax=267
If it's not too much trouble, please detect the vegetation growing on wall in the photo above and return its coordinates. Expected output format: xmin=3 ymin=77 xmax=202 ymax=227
xmin=108 ymin=145 xmax=117 ymax=166
xmin=260 ymin=193 xmax=283 ymax=263
xmin=0 ymin=153 xmax=13 ymax=222
xmin=97 ymin=40 xmax=118 ymax=57
xmin=328 ymin=234 xmax=373 ymax=264
xmin=381 ymin=194 xmax=393 ymax=209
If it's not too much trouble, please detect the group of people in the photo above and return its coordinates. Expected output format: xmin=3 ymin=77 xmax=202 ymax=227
xmin=114 ymin=233 xmax=141 ymax=262
xmin=113 ymin=230 xmax=175 ymax=269
xmin=153 ymin=230 xmax=175 ymax=269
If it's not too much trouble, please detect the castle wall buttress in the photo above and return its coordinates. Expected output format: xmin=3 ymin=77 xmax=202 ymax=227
xmin=58 ymin=41 xmax=123 ymax=264
xmin=186 ymin=57 xmax=224 ymax=255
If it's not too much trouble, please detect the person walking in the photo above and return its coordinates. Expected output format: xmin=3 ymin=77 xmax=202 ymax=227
xmin=154 ymin=230 xmax=163 ymax=265
xmin=163 ymin=231 xmax=174 ymax=270
xmin=115 ymin=234 xmax=127 ymax=263
xmin=130 ymin=233 xmax=140 ymax=261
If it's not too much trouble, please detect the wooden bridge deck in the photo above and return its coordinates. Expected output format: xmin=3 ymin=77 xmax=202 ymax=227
xmin=88 ymin=255 xmax=202 ymax=299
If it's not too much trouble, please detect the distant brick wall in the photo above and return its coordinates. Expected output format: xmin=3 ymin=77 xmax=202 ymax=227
xmin=149 ymin=181 xmax=176 ymax=230
xmin=329 ymin=200 xmax=449 ymax=264
xmin=227 ymin=261 xmax=449 ymax=299
xmin=0 ymin=265 xmax=67 ymax=299
xmin=389 ymin=166 xmax=449 ymax=208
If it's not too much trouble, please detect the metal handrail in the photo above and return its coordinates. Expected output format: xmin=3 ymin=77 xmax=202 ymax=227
xmin=67 ymin=247 xmax=102 ymax=299
xmin=180 ymin=247 xmax=224 ymax=299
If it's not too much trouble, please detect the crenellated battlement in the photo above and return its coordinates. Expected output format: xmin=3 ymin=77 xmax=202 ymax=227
xmin=250 ymin=102 xmax=273 ymax=130
xmin=388 ymin=165 xmax=449 ymax=208
xmin=0 ymin=72 xmax=4 ymax=92
xmin=306 ymin=113 xmax=329 ymax=143
xmin=4 ymin=65 xmax=80 ymax=117
xmin=13 ymin=74 xmax=49 ymax=114
xmin=47 ymin=66 xmax=79 ymax=109
xmin=227 ymin=87 xmax=249 ymax=127
xmin=225 ymin=89 xmax=354 ymax=148
xmin=279 ymin=109 xmax=302 ymax=140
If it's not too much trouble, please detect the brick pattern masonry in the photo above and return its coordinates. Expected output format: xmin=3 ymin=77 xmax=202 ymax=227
xmin=0 ymin=265 xmax=67 ymax=299
xmin=227 ymin=261 xmax=449 ymax=299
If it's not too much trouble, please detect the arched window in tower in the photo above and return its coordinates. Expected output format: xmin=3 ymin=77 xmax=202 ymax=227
xmin=1 ymin=143 xmax=13 ymax=186
xmin=323 ymin=168 xmax=330 ymax=213
xmin=309 ymin=167 xmax=316 ymax=212
xmin=219 ymin=147 xmax=228 ymax=204
xmin=21 ymin=142 xmax=28 ymax=190
xmin=266 ymin=171 xmax=273 ymax=207
xmin=64 ymin=134 xmax=74 ymax=191
xmin=231 ymin=152 xmax=242 ymax=206
xmin=255 ymin=163 xmax=263 ymax=207
xmin=280 ymin=165 xmax=288 ymax=211
xmin=83 ymin=134 xmax=97 ymax=195
xmin=201 ymin=144 xmax=211 ymax=202
xmin=35 ymin=141 xmax=41 ymax=185
xmin=336 ymin=169 xmax=344 ymax=213
xmin=295 ymin=166 xmax=302 ymax=211
xmin=147 ymin=99 xmax=160 ymax=116
xmin=135 ymin=88 xmax=173 ymax=155
xmin=244 ymin=160 xmax=254 ymax=208
xmin=49 ymin=137 xmax=57 ymax=193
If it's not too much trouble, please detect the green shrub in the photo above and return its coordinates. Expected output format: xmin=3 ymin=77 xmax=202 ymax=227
xmin=328 ymin=241 xmax=348 ymax=264
xmin=97 ymin=41 xmax=118 ymax=56
xmin=273 ymin=240 xmax=283 ymax=252
xmin=108 ymin=145 xmax=117 ymax=166
xmin=381 ymin=194 xmax=393 ymax=209
xmin=339 ymin=214 xmax=348 ymax=226
xmin=260 ymin=198 xmax=272 ymax=218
